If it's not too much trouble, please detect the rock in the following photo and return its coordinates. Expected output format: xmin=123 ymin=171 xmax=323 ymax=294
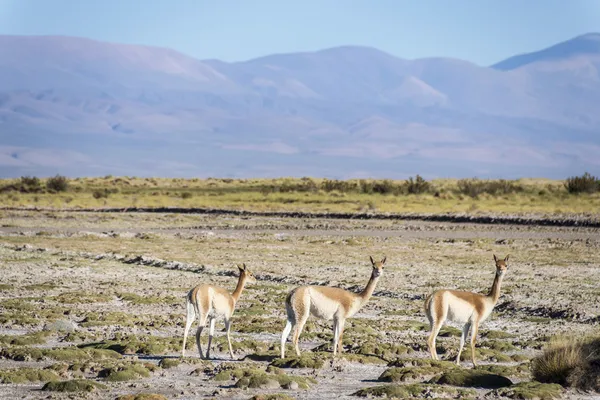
xmin=45 ymin=319 xmax=77 ymax=333
xmin=283 ymin=381 xmax=299 ymax=390
xmin=260 ymin=378 xmax=281 ymax=389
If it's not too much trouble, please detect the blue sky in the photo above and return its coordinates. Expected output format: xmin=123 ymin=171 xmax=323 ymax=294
xmin=1 ymin=0 xmax=599 ymax=65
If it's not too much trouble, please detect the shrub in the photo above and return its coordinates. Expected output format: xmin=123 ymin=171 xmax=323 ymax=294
xmin=405 ymin=175 xmax=429 ymax=194
xmin=565 ymin=172 xmax=600 ymax=194
xmin=457 ymin=178 xmax=521 ymax=197
xmin=0 ymin=176 xmax=43 ymax=193
xmin=20 ymin=176 xmax=41 ymax=191
xmin=321 ymin=179 xmax=358 ymax=193
xmin=46 ymin=175 xmax=69 ymax=192
xmin=93 ymin=189 xmax=109 ymax=199
xmin=180 ymin=192 xmax=193 ymax=199
xmin=532 ymin=335 xmax=600 ymax=392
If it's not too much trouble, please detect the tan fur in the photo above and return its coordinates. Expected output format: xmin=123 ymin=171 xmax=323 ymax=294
xmin=425 ymin=254 xmax=509 ymax=366
xmin=182 ymin=264 xmax=256 ymax=359
xmin=280 ymin=256 xmax=386 ymax=359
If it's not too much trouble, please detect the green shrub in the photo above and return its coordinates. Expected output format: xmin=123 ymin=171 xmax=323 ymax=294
xmin=457 ymin=178 xmax=522 ymax=197
xmin=405 ymin=175 xmax=429 ymax=194
xmin=565 ymin=172 xmax=600 ymax=194
xmin=20 ymin=176 xmax=42 ymax=192
xmin=46 ymin=174 xmax=69 ymax=192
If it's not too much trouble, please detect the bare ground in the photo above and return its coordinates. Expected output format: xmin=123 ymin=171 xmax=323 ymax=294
xmin=1 ymin=210 xmax=599 ymax=399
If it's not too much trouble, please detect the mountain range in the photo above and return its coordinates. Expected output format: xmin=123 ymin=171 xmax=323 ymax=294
xmin=1 ymin=33 xmax=600 ymax=178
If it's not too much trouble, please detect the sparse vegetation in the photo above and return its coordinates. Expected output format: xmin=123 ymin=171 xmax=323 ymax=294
xmin=0 ymin=175 xmax=597 ymax=215
xmin=1 ymin=204 xmax=599 ymax=399
xmin=457 ymin=178 xmax=522 ymax=197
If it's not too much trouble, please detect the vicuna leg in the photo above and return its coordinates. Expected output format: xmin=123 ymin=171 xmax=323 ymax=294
xmin=182 ymin=300 xmax=196 ymax=357
xmin=280 ymin=320 xmax=293 ymax=359
xmin=333 ymin=317 xmax=345 ymax=356
xmin=195 ymin=314 xmax=208 ymax=359
xmin=470 ymin=321 xmax=480 ymax=366
xmin=337 ymin=320 xmax=346 ymax=355
xmin=427 ymin=297 xmax=446 ymax=361
xmin=456 ymin=321 xmax=471 ymax=365
xmin=332 ymin=319 xmax=339 ymax=356
xmin=292 ymin=308 xmax=310 ymax=357
xmin=225 ymin=318 xmax=234 ymax=360
xmin=206 ymin=317 xmax=216 ymax=359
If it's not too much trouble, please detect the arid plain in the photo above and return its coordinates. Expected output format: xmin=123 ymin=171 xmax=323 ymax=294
xmin=1 ymin=208 xmax=599 ymax=400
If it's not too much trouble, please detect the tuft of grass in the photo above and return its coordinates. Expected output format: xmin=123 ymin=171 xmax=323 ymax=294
xmin=234 ymin=371 xmax=315 ymax=390
xmin=42 ymin=379 xmax=106 ymax=392
xmin=0 ymin=368 xmax=60 ymax=384
xmin=475 ymin=363 xmax=531 ymax=378
xmin=532 ymin=335 xmax=600 ymax=391
xmin=118 ymin=292 xmax=179 ymax=305
xmin=482 ymin=330 xmax=515 ymax=339
xmin=54 ymin=291 xmax=112 ymax=304
xmin=353 ymin=383 xmax=476 ymax=398
xmin=116 ymin=395 xmax=168 ymax=400
xmin=490 ymin=381 xmax=564 ymax=399
xmin=270 ymin=353 xmax=326 ymax=369
xmin=158 ymin=358 xmax=180 ymax=369
xmin=350 ymin=342 xmax=412 ymax=361
xmin=99 ymin=362 xmax=157 ymax=382
xmin=460 ymin=347 xmax=515 ymax=363
xmin=250 ymin=395 xmax=295 ymax=400
xmin=0 ymin=330 xmax=51 ymax=346
xmin=430 ymin=369 xmax=513 ymax=389
xmin=0 ymin=346 xmax=121 ymax=362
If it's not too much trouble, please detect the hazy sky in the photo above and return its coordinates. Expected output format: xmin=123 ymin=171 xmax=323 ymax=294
xmin=1 ymin=0 xmax=599 ymax=65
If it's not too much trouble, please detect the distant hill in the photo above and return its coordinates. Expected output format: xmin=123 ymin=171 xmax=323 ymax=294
xmin=0 ymin=33 xmax=599 ymax=178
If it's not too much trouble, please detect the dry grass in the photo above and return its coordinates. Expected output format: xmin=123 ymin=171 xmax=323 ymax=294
xmin=533 ymin=335 xmax=600 ymax=391
xmin=1 ymin=176 xmax=599 ymax=215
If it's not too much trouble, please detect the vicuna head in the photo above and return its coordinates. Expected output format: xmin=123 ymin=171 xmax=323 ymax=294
xmin=369 ymin=256 xmax=386 ymax=278
xmin=493 ymin=254 xmax=509 ymax=276
xmin=237 ymin=263 xmax=257 ymax=283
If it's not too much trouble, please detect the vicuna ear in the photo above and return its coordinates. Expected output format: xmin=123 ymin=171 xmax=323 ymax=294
xmin=237 ymin=264 xmax=245 ymax=271
xmin=493 ymin=254 xmax=498 ymax=263
xmin=504 ymin=255 xmax=509 ymax=263
xmin=369 ymin=256 xmax=375 ymax=265
xmin=381 ymin=256 xmax=386 ymax=265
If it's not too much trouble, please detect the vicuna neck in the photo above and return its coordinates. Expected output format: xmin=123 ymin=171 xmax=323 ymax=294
xmin=231 ymin=274 xmax=247 ymax=304
xmin=359 ymin=274 xmax=380 ymax=305
xmin=487 ymin=271 xmax=504 ymax=304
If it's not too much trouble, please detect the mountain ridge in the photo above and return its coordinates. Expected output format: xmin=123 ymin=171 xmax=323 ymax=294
xmin=0 ymin=33 xmax=599 ymax=178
